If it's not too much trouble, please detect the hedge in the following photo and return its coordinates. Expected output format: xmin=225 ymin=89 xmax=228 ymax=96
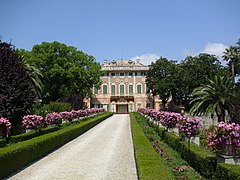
xmin=0 ymin=139 xmax=6 ymax=148
xmin=130 ymin=113 xmax=175 ymax=180
xmin=215 ymin=163 xmax=240 ymax=179
xmin=7 ymin=126 xmax=60 ymax=144
xmin=0 ymin=112 xmax=113 ymax=179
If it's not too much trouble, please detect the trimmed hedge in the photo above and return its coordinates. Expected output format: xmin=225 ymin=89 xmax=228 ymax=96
xmin=130 ymin=113 xmax=175 ymax=180
xmin=7 ymin=126 xmax=60 ymax=144
xmin=0 ymin=112 xmax=112 ymax=179
xmin=0 ymin=139 xmax=6 ymax=148
xmin=215 ymin=163 xmax=240 ymax=179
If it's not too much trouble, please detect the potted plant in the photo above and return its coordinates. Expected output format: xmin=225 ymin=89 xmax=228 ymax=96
xmin=176 ymin=117 xmax=201 ymax=147
xmin=45 ymin=112 xmax=62 ymax=126
xmin=207 ymin=122 xmax=240 ymax=155
xmin=0 ymin=117 xmax=11 ymax=138
xmin=22 ymin=115 xmax=43 ymax=133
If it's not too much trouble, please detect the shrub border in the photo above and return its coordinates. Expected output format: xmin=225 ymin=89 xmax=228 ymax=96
xmin=0 ymin=112 xmax=113 ymax=179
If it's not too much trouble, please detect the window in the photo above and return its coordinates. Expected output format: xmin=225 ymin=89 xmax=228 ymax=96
xmin=128 ymin=72 xmax=133 ymax=76
xmin=120 ymin=72 xmax=124 ymax=76
xmin=141 ymin=72 xmax=145 ymax=76
xmin=111 ymin=85 xmax=115 ymax=95
xmin=137 ymin=103 xmax=141 ymax=108
xmin=146 ymin=102 xmax=151 ymax=108
xmin=94 ymin=86 xmax=98 ymax=94
xmin=102 ymin=85 xmax=108 ymax=94
xmin=129 ymin=103 xmax=134 ymax=112
xmin=129 ymin=85 xmax=133 ymax=95
xmin=111 ymin=72 xmax=115 ymax=76
xmin=120 ymin=84 xmax=124 ymax=95
xmin=137 ymin=84 xmax=142 ymax=94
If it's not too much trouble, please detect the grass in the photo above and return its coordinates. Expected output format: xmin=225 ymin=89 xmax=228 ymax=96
xmin=131 ymin=112 xmax=205 ymax=180
xmin=130 ymin=113 xmax=175 ymax=180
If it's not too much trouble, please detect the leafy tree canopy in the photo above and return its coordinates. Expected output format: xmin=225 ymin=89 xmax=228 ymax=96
xmin=146 ymin=57 xmax=178 ymax=108
xmin=20 ymin=41 xmax=103 ymax=103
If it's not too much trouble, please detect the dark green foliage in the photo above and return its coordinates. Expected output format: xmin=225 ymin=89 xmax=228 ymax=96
xmin=0 ymin=139 xmax=6 ymax=148
xmin=215 ymin=163 xmax=240 ymax=180
xmin=0 ymin=41 xmax=36 ymax=134
xmin=0 ymin=112 xmax=112 ymax=179
xmin=33 ymin=102 xmax=72 ymax=116
xmin=7 ymin=126 xmax=59 ymax=144
xmin=130 ymin=113 xmax=175 ymax=180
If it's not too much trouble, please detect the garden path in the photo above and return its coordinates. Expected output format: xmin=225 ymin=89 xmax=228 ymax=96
xmin=9 ymin=114 xmax=138 ymax=180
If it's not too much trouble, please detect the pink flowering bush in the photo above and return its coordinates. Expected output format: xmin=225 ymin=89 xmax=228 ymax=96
xmin=22 ymin=115 xmax=43 ymax=129
xmin=45 ymin=112 xmax=62 ymax=125
xmin=159 ymin=111 xmax=183 ymax=129
xmin=59 ymin=111 xmax=73 ymax=122
xmin=176 ymin=117 xmax=200 ymax=136
xmin=206 ymin=122 xmax=240 ymax=155
xmin=0 ymin=117 xmax=11 ymax=137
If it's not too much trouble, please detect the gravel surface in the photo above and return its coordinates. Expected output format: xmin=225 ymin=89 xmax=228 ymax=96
xmin=9 ymin=114 xmax=138 ymax=180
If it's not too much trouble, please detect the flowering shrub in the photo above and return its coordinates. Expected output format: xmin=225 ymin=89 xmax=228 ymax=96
xmin=22 ymin=115 xmax=43 ymax=129
xmin=0 ymin=117 xmax=11 ymax=137
xmin=206 ymin=121 xmax=240 ymax=155
xmin=176 ymin=117 xmax=200 ymax=136
xmin=159 ymin=111 xmax=183 ymax=129
xmin=59 ymin=111 xmax=73 ymax=122
xmin=45 ymin=112 xmax=62 ymax=125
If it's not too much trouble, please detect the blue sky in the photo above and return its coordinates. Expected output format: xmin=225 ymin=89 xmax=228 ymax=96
xmin=0 ymin=0 xmax=239 ymax=65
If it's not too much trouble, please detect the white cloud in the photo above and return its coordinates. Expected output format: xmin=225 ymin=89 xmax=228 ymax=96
xmin=201 ymin=43 xmax=228 ymax=58
xmin=183 ymin=43 xmax=228 ymax=59
xmin=130 ymin=53 xmax=160 ymax=65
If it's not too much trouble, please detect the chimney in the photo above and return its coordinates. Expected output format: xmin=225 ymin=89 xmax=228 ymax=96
xmin=103 ymin=59 xmax=108 ymax=64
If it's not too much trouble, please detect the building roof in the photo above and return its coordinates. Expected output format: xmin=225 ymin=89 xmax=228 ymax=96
xmin=101 ymin=59 xmax=149 ymax=71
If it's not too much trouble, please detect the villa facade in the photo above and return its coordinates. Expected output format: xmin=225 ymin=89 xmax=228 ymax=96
xmin=91 ymin=59 xmax=154 ymax=113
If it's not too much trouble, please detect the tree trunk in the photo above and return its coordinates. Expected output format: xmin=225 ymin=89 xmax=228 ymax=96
xmin=231 ymin=61 xmax=235 ymax=83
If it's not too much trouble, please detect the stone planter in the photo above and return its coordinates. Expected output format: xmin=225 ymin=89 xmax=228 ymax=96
xmin=181 ymin=135 xmax=200 ymax=146
xmin=217 ymin=154 xmax=240 ymax=165
xmin=25 ymin=129 xmax=37 ymax=133
xmin=168 ymin=127 xmax=179 ymax=136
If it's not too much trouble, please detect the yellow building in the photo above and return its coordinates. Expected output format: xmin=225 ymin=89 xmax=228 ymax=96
xmin=91 ymin=59 xmax=154 ymax=113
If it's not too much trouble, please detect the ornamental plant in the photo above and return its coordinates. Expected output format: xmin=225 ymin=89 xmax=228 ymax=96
xmin=22 ymin=115 xmax=43 ymax=129
xmin=176 ymin=117 xmax=200 ymax=136
xmin=206 ymin=121 xmax=240 ymax=155
xmin=45 ymin=112 xmax=62 ymax=125
xmin=0 ymin=117 xmax=11 ymax=137
xmin=159 ymin=111 xmax=183 ymax=130
xmin=59 ymin=111 xmax=73 ymax=122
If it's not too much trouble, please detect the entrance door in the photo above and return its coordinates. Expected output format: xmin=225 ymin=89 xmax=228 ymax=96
xmin=117 ymin=105 xmax=128 ymax=113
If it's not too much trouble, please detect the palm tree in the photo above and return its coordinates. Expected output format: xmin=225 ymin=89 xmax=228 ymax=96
xmin=222 ymin=46 xmax=240 ymax=83
xmin=190 ymin=75 xmax=236 ymax=122
xmin=20 ymin=58 xmax=43 ymax=98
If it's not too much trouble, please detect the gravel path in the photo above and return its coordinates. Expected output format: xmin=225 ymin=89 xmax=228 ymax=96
xmin=9 ymin=114 xmax=138 ymax=180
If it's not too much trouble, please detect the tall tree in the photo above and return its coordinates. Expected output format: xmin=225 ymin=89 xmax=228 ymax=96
xmin=0 ymin=41 xmax=36 ymax=134
xmin=146 ymin=57 xmax=178 ymax=109
xmin=25 ymin=41 xmax=102 ymax=104
xmin=190 ymin=75 xmax=236 ymax=122
xmin=179 ymin=53 xmax=224 ymax=108
xmin=222 ymin=46 xmax=240 ymax=83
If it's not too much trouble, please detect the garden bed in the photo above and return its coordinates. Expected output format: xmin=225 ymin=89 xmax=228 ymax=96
xmin=131 ymin=112 xmax=204 ymax=179
xmin=0 ymin=112 xmax=113 ymax=179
